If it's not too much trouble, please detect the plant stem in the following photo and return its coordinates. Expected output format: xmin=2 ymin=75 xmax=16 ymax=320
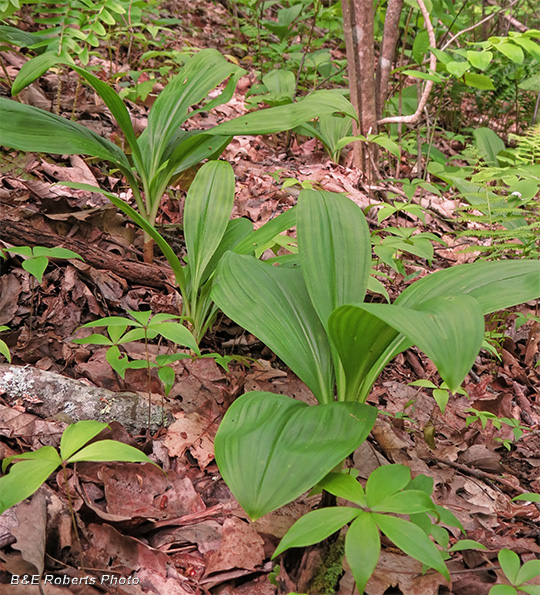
xmin=61 ymin=464 xmax=85 ymax=573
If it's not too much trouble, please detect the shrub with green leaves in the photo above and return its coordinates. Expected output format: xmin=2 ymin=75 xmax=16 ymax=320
xmin=0 ymin=420 xmax=156 ymax=514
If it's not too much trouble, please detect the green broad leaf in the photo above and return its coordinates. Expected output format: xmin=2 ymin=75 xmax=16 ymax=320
xmin=466 ymin=50 xmax=493 ymax=71
xmin=12 ymin=51 xmax=73 ymax=96
xmin=155 ymin=353 xmax=193 ymax=366
xmin=158 ymin=365 xmax=175 ymax=396
xmin=151 ymin=322 xmax=199 ymax=355
xmin=129 ymin=310 xmax=152 ymax=326
xmin=5 ymin=246 xmax=32 ymax=257
xmin=396 ymin=260 xmax=540 ymax=315
xmin=0 ymin=339 xmax=11 ymax=363
xmin=273 ymin=507 xmax=361 ymax=557
xmin=473 ymin=127 xmax=505 ymax=166
xmin=368 ymin=134 xmax=401 ymax=157
xmin=374 ymin=514 xmax=449 ymax=580
xmin=297 ymin=190 xmax=371 ymax=330
xmin=464 ymin=73 xmax=495 ymax=90
xmin=33 ymin=247 xmax=83 ymax=260
xmin=2 ymin=445 xmax=61 ymax=472
xmin=66 ymin=440 xmax=157 ymax=465
xmin=317 ymin=472 xmax=367 ymax=506
xmin=519 ymin=585 xmax=540 ymax=595
xmin=366 ymin=465 xmax=411 ymax=507
xmin=138 ymin=49 xmax=243 ymax=176
xmin=400 ymin=69 xmax=442 ymax=82
xmin=212 ymin=253 xmax=334 ymax=403
xmin=446 ymin=61 xmax=470 ymax=78
xmin=499 ymin=549 xmax=521 ymax=585
xmin=72 ymin=66 xmax=143 ymax=168
xmin=371 ymin=490 xmax=436 ymax=514
xmin=215 ymin=392 xmax=376 ymax=520
xmin=60 ymin=420 xmax=108 ymax=460
xmin=345 ymin=511 xmax=381 ymax=594
xmin=184 ymin=161 xmax=235 ymax=294
xmin=209 ymin=90 xmax=358 ymax=137
xmin=0 ymin=98 xmax=131 ymax=170
xmin=72 ymin=333 xmax=114 ymax=345
xmin=80 ymin=316 xmax=136 ymax=328
xmin=328 ymin=304 xmax=400 ymax=401
xmin=0 ymin=458 xmax=61 ymax=514
xmin=433 ymin=389 xmax=450 ymax=414
xmin=200 ymin=218 xmax=253 ymax=284
xmin=513 ymin=493 xmax=540 ymax=503
xmin=516 ymin=560 xmax=540 ymax=585
xmin=363 ymin=295 xmax=484 ymax=393
xmin=489 ymin=585 xmax=518 ymax=595
xmin=494 ymin=41 xmax=524 ymax=63
xmin=22 ymin=256 xmax=49 ymax=283
xmin=59 ymin=182 xmax=188 ymax=297
xmin=488 ymin=586 xmax=517 ymax=595
xmin=233 ymin=207 xmax=297 ymax=255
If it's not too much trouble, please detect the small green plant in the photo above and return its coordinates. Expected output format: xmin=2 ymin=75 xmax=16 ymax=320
xmin=0 ymin=420 xmax=156 ymax=515
xmin=371 ymin=226 xmax=446 ymax=276
xmin=488 ymin=549 xmax=540 ymax=594
xmin=465 ymin=408 xmax=528 ymax=450
xmin=1 ymin=246 xmax=83 ymax=329
xmin=0 ymin=419 xmax=157 ymax=572
xmin=410 ymin=379 xmax=468 ymax=414
xmin=0 ymin=325 xmax=10 ymax=362
xmin=273 ymin=466 xmax=453 ymax=593
xmin=1 ymin=245 xmax=83 ymax=283
xmin=73 ymin=309 xmax=199 ymax=421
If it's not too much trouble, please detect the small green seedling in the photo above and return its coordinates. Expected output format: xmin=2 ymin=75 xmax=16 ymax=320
xmin=371 ymin=200 xmax=428 ymax=225
xmin=74 ymin=310 xmax=199 ymax=424
xmin=515 ymin=312 xmax=540 ymax=331
xmin=465 ymin=408 xmax=528 ymax=449
xmin=410 ymin=379 xmax=468 ymax=414
xmin=489 ymin=549 xmax=540 ymax=594
xmin=0 ymin=325 xmax=10 ymax=362
xmin=273 ymin=465 xmax=452 ymax=594
xmin=1 ymin=246 xmax=83 ymax=283
xmin=0 ymin=420 xmax=156 ymax=515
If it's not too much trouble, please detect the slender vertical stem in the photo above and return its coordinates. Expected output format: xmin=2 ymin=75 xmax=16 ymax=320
xmin=62 ymin=464 xmax=85 ymax=574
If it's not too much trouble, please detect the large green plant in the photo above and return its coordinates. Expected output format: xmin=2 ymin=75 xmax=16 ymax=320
xmin=210 ymin=189 xmax=540 ymax=590
xmin=210 ymin=190 xmax=540 ymax=517
xmin=70 ymin=159 xmax=298 ymax=342
xmin=0 ymin=48 xmax=356 ymax=261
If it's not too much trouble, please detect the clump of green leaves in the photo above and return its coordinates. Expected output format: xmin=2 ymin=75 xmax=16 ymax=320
xmin=465 ymin=408 xmax=528 ymax=450
xmin=1 ymin=246 xmax=83 ymax=283
xmin=489 ymin=549 xmax=540 ymax=594
xmin=273 ymin=466 xmax=453 ymax=593
xmin=0 ymin=420 xmax=156 ymax=514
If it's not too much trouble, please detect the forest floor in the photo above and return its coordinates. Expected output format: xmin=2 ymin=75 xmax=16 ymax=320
xmin=1 ymin=2 xmax=540 ymax=594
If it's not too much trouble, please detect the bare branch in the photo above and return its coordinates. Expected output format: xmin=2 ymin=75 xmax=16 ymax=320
xmin=378 ymin=0 xmax=435 ymax=125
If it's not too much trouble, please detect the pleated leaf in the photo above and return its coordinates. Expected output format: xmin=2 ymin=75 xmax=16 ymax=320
xmin=297 ymin=190 xmax=371 ymax=329
xmin=212 ymin=252 xmax=334 ymax=403
xmin=331 ymin=294 xmax=484 ymax=396
xmin=396 ymin=260 xmax=540 ymax=313
xmin=0 ymin=98 xmax=130 ymax=169
xmin=138 ymin=49 xmax=243 ymax=174
xmin=209 ymin=90 xmax=357 ymax=136
xmin=184 ymin=161 xmax=235 ymax=294
xmin=215 ymin=392 xmax=376 ymax=520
